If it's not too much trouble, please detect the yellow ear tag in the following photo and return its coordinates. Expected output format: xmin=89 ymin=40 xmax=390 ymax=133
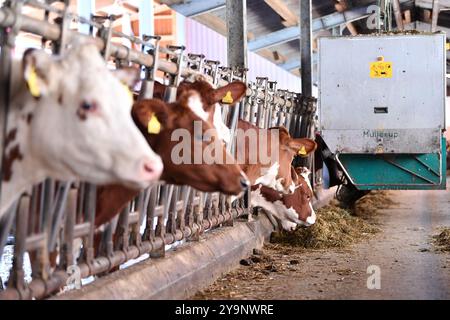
xmin=27 ymin=66 xmax=41 ymax=98
xmin=222 ymin=91 xmax=234 ymax=104
xmin=122 ymin=83 xmax=134 ymax=103
xmin=147 ymin=114 xmax=161 ymax=135
xmin=298 ymin=146 xmax=307 ymax=156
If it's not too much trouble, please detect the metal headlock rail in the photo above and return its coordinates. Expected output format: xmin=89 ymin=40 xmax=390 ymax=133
xmin=0 ymin=0 xmax=316 ymax=299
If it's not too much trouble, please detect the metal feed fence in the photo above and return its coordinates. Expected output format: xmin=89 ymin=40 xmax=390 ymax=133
xmin=0 ymin=0 xmax=316 ymax=299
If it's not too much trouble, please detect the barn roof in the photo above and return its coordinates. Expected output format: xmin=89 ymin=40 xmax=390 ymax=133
xmin=159 ymin=0 xmax=450 ymax=77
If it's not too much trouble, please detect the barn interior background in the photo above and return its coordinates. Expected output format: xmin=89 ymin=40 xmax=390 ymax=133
xmin=0 ymin=0 xmax=448 ymax=300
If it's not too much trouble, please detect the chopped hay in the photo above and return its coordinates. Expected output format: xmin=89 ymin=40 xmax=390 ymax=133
xmin=270 ymin=205 xmax=379 ymax=249
xmin=432 ymin=227 xmax=450 ymax=252
xmin=270 ymin=191 xmax=396 ymax=249
xmin=353 ymin=191 xmax=396 ymax=217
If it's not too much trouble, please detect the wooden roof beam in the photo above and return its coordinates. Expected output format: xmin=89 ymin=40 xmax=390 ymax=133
xmin=335 ymin=0 xmax=358 ymax=36
xmin=264 ymin=0 xmax=299 ymax=27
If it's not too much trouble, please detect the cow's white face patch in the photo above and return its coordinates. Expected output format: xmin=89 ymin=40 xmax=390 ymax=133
xmin=281 ymin=220 xmax=298 ymax=232
xmin=251 ymin=186 xmax=303 ymax=231
xmin=299 ymin=168 xmax=313 ymax=192
xmin=187 ymin=92 xmax=209 ymax=122
xmin=274 ymin=179 xmax=296 ymax=194
xmin=255 ymin=162 xmax=280 ymax=190
xmin=306 ymin=204 xmax=316 ymax=225
xmin=213 ymin=104 xmax=231 ymax=144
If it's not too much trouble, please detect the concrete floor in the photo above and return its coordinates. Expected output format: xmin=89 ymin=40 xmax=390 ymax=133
xmin=193 ymin=185 xmax=450 ymax=300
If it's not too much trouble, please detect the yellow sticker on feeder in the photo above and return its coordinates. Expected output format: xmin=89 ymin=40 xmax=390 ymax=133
xmin=27 ymin=66 xmax=41 ymax=98
xmin=222 ymin=91 xmax=234 ymax=104
xmin=370 ymin=58 xmax=393 ymax=79
xmin=148 ymin=114 xmax=162 ymax=135
xmin=298 ymin=146 xmax=307 ymax=156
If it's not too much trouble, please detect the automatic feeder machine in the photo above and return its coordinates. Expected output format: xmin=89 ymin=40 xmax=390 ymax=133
xmin=318 ymin=33 xmax=447 ymax=196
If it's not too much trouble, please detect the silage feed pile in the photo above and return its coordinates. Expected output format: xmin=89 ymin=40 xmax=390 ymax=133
xmin=271 ymin=205 xmax=379 ymax=249
xmin=353 ymin=191 xmax=396 ymax=217
xmin=270 ymin=191 xmax=395 ymax=249
xmin=432 ymin=228 xmax=450 ymax=252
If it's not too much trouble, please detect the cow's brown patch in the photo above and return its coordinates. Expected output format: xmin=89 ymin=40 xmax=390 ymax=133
xmin=2 ymin=145 xmax=24 ymax=182
xmin=252 ymin=184 xmax=282 ymax=203
xmin=58 ymin=94 xmax=63 ymax=105
xmin=26 ymin=113 xmax=33 ymax=124
xmin=4 ymin=129 xmax=17 ymax=148
xmin=76 ymin=109 xmax=87 ymax=121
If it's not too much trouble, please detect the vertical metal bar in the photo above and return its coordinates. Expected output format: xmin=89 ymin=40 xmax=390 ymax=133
xmin=226 ymin=0 xmax=247 ymax=69
xmin=300 ymin=0 xmax=313 ymax=99
xmin=0 ymin=200 xmax=18 ymax=261
xmin=77 ymin=0 xmax=94 ymax=35
xmin=0 ymin=0 xmax=21 ymax=202
xmin=48 ymin=182 xmax=71 ymax=251
xmin=139 ymin=36 xmax=161 ymax=100
xmin=143 ymin=186 xmax=158 ymax=241
xmin=115 ymin=205 xmax=131 ymax=252
xmin=392 ymin=0 xmax=404 ymax=31
xmin=432 ymin=0 xmax=440 ymax=32
xmin=299 ymin=0 xmax=313 ymax=115
xmin=139 ymin=0 xmax=154 ymax=40
xmin=8 ymin=196 xmax=30 ymax=298
xmin=83 ymin=183 xmax=96 ymax=265
xmin=297 ymin=0 xmax=314 ymax=172
xmin=131 ymin=191 xmax=145 ymax=246
xmin=60 ymin=189 xmax=77 ymax=269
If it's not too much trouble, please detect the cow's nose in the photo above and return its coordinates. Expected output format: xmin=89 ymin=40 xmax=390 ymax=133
xmin=306 ymin=210 xmax=317 ymax=226
xmin=141 ymin=157 xmax=163 ymax=182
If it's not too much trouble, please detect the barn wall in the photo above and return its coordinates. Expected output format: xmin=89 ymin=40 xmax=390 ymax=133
xmin=184 ymin=17 xmax=302 ymax=92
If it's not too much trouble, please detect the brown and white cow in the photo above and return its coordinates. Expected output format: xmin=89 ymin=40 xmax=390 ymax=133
xmin=235 ymin=119 xmax=317 ymax=194
xmin=94 ymin=85 xmax=249 ymax=227
xmin=0 ymin=44 xmax=163 ymax=219
xmin=252 ymin=166 xmax=316 ymax=231
xmin=151 ymin=78 xmax=318 ymax=231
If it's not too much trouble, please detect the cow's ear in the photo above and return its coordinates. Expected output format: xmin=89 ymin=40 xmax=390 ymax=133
xmin=113 ymin=67 xmax=140 ymax=89
xmin=132 ymin=99 xmax=170 ymax=135
xmin=288 ymin=138 xmax=317 ymax=157
xmin=211 ymin=82 xmax=247 ymax=105
xmin=23 ymin=48 xmax=56 ymax=98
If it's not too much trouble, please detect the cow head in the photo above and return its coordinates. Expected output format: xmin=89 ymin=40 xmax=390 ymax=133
xmin=20 ymin=45 xmax=163 ymax=190
xmin=243 ymin=123 xmax=316 ymax=194
xmin=177 ymin=79 xmax=247 ymax=144
xmin=274 ymin=127 xmax=317 ymax=193
xmin=252 ymin=166 xmax=316 ymax=231
xmin=131 ymin=90 xmax=248 ymax=195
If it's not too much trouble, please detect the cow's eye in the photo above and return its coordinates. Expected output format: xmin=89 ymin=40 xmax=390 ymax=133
xmin=81 ymin=101 xmax=97 ymax=111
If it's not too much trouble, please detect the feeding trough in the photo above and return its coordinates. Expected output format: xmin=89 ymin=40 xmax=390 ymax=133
xmin=318 ymin=33 xmax=447 ymax=191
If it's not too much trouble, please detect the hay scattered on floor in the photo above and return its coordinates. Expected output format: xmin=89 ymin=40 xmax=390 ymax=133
xmin=432 ymin=227 xmax=450 ymax=252
xmin=271 ymin=205 xmax=380 ymax=249
xmin=270 ymin=191 xmax=397 ymax=249
xmin=353 ymin=191 xmax=396 ymax=217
